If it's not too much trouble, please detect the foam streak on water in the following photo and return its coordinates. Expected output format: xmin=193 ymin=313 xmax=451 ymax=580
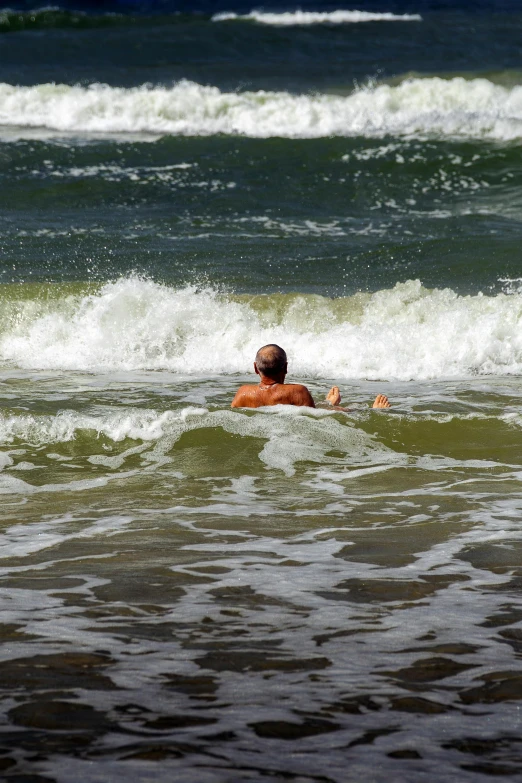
xmin=0 ymin=77 xmax=522 ymax=140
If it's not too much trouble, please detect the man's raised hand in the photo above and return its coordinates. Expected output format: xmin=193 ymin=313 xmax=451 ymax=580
xmin=372 ymin=394 xmax=390 ymax=409
xmin=326 ymin=386 xmax=341 ymax=406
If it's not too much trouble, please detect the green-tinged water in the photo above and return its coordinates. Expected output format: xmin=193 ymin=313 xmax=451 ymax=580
xmin=2 ymin=370 xmax=522 ymax=780
xmin=1 ymin=136 xmax=522 ymax=294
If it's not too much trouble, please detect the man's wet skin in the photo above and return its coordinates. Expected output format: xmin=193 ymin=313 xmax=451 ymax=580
xmin=231 ymin=345 xmax=390 ymax=410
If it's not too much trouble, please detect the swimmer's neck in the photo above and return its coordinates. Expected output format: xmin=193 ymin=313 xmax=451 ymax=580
xmin=255 ymin=365 xmax=287 ymax=388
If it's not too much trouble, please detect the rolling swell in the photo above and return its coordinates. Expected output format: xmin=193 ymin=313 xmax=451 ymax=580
xmin=2 ymin=277 xmax=522 ymax=378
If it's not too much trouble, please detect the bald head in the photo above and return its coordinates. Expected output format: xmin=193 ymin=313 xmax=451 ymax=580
xmin=255 ymin=344 xmax=287 ymax=379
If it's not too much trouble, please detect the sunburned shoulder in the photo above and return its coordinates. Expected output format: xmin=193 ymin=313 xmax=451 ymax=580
xmin=230 ymin=385 xmax=259 ymax=408
xmin=283 ymin=384 xmax=315 ymax=407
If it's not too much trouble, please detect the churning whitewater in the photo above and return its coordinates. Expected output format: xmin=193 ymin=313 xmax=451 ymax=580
xmin=0 ymin=77 xmax=522 ymax=140
xmin=2 ymin=278 xmax=522 ymax=379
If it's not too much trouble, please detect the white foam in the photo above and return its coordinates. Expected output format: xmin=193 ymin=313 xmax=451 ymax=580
xmin=212 ymin=9 xmax=422 ymax=25
xmin=0 ymin=77 xmax=521 ymax=140
xmin=0 ymin=512 xmax=135 ymax=560
xmin=3 ymin=277 xmax=522 ymax=380
xmin=0 ymin=407 xmax=178 ymax=445
xmin=499 ymin=277 xmax=522 ymax=295
xmin=0 ymin=452 xmax=13 ymax=470
xmin=42 ymin=162 xmax=194 ymax=181
xmin=0 ymin=405 xmax=391 ymax=478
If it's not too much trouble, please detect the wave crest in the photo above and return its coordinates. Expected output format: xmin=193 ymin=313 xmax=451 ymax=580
xmin=2 ymin=278 xmax=522 ymax=380
xmin=0 ymin=77 xmax=520 ymax=141
xmin=212 ymin=9 xmax=422 ymax=25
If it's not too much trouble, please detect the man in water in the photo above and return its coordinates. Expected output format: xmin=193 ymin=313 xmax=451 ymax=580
xmin=231 ymin=344 xmax=390 ymax=410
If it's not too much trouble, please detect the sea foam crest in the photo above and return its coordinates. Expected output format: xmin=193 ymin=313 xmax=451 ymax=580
xmin=0 ymin=408 xmax=171 ymax=445
xmin=0 ymin=77 xmax=520 ymax=140
xmin=2 ymin=278 xmax=522 ymax=380
xmin=212 ymin=9 xmax=422 ymax=24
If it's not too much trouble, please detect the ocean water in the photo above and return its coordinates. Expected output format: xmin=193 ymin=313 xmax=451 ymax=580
xmin=2 ymin=2 xmax=522 ymax=781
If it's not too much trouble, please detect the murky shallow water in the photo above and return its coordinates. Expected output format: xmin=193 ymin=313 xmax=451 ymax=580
xmin=1 ymin=370 xmax=522 ymax=781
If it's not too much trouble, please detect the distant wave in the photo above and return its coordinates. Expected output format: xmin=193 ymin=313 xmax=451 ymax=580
xmin=212 ymin=9 xmax=422 ymax=24
xmin=0 ymin=6 xmax=201 ymax=32
xmin=0 ymin=77 xmax=521 ymax=141
xmin=0 ymin=6 xmax=130 ymax=31
xmin=0 ymin=6 xmax=421 ymax=32
xmin=3 ymin=278 xmax=522 ymax=380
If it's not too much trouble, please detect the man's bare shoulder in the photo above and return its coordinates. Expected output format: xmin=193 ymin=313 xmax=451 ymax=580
xmin=231 ymin=385 xmax=258 ymax=408
xmin=276 ymin=384 xmax=315 ymax=407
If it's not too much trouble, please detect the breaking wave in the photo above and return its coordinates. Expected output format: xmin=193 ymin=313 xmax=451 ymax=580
xmin=0 ymin=77 xmax=521 ymax=141
xmin=212 ymin=9 xmax=422 ymax=25
xmin=2 ymin=277 xmax=522 ymax=380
